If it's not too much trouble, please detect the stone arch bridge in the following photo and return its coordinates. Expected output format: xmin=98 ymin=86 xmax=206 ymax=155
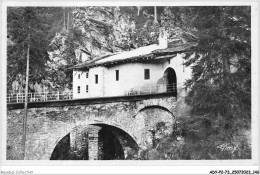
xmin=7 ymin=93 xmax=176 ymax=160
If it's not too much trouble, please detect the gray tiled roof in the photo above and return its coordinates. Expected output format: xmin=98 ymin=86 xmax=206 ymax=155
xmin=71 ymin=42 xmax=197 ymax=70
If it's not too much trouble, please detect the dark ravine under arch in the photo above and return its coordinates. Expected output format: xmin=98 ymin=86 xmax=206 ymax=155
xmin=50 ymin=124 xmax=139 ymax=160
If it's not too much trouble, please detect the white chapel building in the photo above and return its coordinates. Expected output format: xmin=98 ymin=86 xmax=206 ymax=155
xmin=71 ymin=28 xmax=196 ymax=99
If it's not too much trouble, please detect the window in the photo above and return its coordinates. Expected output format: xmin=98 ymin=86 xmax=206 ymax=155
xmin=115 ymin=70 xmax=119 ymax=81
xmin=144 ymin=69 xmax=150 ymax=80
xmin=77 ymin=86 xmax=80 ymax=93
xmin=86 ymin=72 xmax=89 ymax=78
xmin=86 ymin=85 xmax=88 ymax=93
xmin=78 ymin=74 xmax=80 ymax=79
xmin=95 ymin=75 xmax=98 ymax=84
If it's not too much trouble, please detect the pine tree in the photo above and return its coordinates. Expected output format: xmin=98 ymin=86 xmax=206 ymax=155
xmin=180 ymin=6 xmax=251 ymax=159
xmin=7 ymin=7 xmax=51 ymax=91
xmin=7 ymin=7 xmax=52 ymax=159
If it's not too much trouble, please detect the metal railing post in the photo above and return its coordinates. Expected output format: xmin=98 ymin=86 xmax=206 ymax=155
xmin=57 ymin=91 xmax=59 ymax=100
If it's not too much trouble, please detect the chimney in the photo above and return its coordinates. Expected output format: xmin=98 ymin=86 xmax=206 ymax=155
xmin=158 ymin=27 xmax=168 ymax=49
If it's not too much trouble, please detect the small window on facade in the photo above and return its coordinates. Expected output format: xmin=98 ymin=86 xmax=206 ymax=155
xmin=95 ymin=75 xmax=98 ymax=84
xmin=78 ymin=74 xmax=80 ymax=79
xmin=86 ymin=72 xmax=89 ymax=78
xmin=77 ymin=86 xmax=80 ymax=93
xmin=144 ymin=69 xmax=150 ymax=80
xmin=115 ymin=70 xmax=119 ymax=81
xmin=86 ymin=85 xmax=88 ymax=93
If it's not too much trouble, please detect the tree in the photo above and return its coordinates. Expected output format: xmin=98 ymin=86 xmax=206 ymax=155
xmin=7 ymin=7 xmax=52 ymax=159
xmin=7 ymin=7 xmax=55 ymax=91
xmin=181 ymin=6 xmax=251 ymax=159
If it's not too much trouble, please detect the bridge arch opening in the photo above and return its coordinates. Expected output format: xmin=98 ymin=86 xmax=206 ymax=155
xmin=50 ymin=124 xmax=138 ymax=160
xmin=164 ymin=67 xmax=177 ymax=93
xmin=135 ymin=106 xmax=175 ymax=148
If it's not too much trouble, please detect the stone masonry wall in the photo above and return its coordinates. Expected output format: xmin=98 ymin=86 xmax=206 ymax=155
xmin=7 ymin=96 xmax=176 ymax=160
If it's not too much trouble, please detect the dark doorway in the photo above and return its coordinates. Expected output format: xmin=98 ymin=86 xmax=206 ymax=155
xmin=164 ymin=67 xmax=177 ymax=93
